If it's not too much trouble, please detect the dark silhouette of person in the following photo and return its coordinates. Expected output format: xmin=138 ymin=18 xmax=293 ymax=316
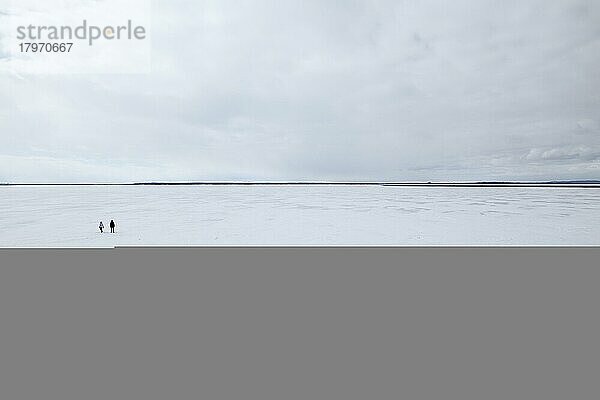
xmin=99 ymin=221 xmax=104 ymax=233
xmin=110 ymin=220 xmax=116 ymax=233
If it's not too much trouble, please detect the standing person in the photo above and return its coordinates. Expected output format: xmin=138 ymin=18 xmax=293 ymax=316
xmin=110 ymin=220 xmax=116 ymax=233
xmin=99 ymin=221 xmax=104 ymax=233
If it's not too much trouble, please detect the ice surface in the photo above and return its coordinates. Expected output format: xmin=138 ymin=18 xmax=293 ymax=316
xmin=0 ymin=185 xmax=598 ymax=247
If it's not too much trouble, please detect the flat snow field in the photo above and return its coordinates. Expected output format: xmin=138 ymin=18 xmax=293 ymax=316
xmin=0 ymin=185 xmax=599 ymax=247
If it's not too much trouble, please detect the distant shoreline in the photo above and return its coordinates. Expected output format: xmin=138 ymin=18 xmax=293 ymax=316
xmin=2 ymin=181 xmax=600 ymax=188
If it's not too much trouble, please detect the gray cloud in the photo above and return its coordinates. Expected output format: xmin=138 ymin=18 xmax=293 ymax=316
xmin=524 ymin=146 xmax=600 ymax=162
xmin=1 ymin=0 xmax=600 ymax=182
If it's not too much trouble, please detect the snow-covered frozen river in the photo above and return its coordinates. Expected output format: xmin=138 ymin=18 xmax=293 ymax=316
xmin=0 ymin=185 xmax=598 ymax=247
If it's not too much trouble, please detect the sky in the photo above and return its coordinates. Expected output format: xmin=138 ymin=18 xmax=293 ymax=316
xmin=1 ymin=0 xmax=599 ymax=183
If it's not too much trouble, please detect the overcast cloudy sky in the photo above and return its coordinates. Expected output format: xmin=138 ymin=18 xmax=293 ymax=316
xmin=1 ymin=0 xmax=599 ymax=182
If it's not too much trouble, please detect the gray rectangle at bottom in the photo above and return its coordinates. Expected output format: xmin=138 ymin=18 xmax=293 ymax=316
xmin=0 ymin=248 xmax=598 ymax=400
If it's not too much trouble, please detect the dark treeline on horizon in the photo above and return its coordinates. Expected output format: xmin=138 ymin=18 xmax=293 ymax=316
xmin=2 ymin=181 xmax=600 ymax=187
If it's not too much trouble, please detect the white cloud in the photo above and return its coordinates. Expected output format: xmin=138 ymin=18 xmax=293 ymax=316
xmin=524 ymin=145 xmax=600 ymax=162
xmin=1 ymin=0 xmax=600 ymax=182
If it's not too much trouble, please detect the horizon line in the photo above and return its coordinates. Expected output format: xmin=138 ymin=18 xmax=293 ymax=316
xmin=2 ymin=180 xmax=600 ymax=188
